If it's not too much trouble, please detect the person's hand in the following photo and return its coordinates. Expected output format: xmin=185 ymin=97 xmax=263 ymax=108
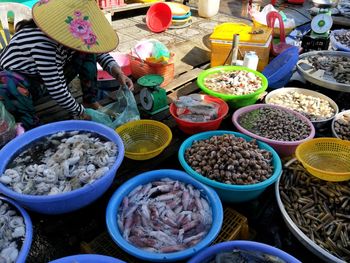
xmin=79 ymin=112 xmax=92 ymax=121
xmin=111 ymin=65 xmax=134 ymax=91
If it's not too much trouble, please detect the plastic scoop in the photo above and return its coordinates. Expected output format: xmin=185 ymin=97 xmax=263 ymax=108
xmin=266 ymin=11 xmax=294 ymax=56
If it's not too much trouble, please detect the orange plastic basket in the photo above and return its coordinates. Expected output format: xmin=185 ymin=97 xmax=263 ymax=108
xmin=295 ymin=138 xmax=350 ymax=182
xmin=129 ymin=53 xmax=174 ymax=87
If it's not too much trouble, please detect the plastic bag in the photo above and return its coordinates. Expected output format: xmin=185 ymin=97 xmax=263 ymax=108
xmin=0 ymin=101 xmax=16 ymax=147
xmin=251 ymin=4 xmax=295 ymax=29
xmin=131 ymin=39 xmax=170 ymax=64
xmin=86 ymin=85 xmax=140 ymax=129
xmin=174 ymin=94 xmax=219 ymax=122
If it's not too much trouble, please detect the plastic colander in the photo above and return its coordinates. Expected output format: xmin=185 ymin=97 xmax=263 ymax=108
xmin=295 ymin=138 xmax=350 ymax=182
xmin=115 ymin=120 xmax=172 ymax=160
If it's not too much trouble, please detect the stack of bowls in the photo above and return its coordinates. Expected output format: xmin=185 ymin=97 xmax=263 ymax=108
xmin=165 ymin=2 xmax=192 ymax=28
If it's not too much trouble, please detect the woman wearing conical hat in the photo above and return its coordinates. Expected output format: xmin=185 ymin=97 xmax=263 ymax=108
xmin=0 ymin=0 xmax=133 ymax=129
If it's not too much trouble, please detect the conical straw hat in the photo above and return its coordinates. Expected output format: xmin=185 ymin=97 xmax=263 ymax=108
xmin=32 ymin=0 xmax=118 ymax=53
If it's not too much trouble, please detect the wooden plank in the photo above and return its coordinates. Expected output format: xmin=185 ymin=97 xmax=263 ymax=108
xmin=164 ymin=67 xmax=203 ymax=92
xmin=169 ymin=40 xmax=210 ymax=76
xmin=167 ymin=81 xmax=200 ymax=102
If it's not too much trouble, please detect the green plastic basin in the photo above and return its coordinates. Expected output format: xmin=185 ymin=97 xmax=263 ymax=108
xmin=196 ymin=66 xmax=268 ymax=108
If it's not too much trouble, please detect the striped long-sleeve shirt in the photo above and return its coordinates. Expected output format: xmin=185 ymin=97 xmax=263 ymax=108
xmin=0 ymin=27 xmax=118 ymax=116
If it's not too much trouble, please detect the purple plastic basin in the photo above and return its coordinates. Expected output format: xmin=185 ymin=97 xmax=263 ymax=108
xmin=232 ymin=104 xmax=315 ymax=157
xmin=187 ymin=240 xmax=301 ymax=263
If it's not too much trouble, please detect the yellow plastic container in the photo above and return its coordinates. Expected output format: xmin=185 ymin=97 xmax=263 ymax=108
xmin=209 ymin=23 xmax=272 ymax=72
xmin=295 ymin=138 xmax=350 ymax=182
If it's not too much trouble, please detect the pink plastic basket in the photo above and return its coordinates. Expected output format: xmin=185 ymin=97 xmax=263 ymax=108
xmin=232 ymin=104 xmax=315 ymax=157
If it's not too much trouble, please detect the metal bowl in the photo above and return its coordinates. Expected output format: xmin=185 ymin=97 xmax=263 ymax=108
xmin=312 ymin=0 xmax=339 ymax=8
xmin=265 ymin=87 xmax=339 ymax=129
xmin=296 ymin=51 xmax=350 ymax=93
xmin=331 ymin=109 xmax=350 ymax=139
xmin=275 ymin=176 xmax=346 ymax=263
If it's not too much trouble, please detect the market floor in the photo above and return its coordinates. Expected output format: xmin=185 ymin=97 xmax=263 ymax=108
xmin=20 ymin=1 xmax=350 ymax=262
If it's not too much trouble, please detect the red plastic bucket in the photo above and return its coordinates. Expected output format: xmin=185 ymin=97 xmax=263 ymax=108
xmin=146 ymin=3 xmax=172 ymax=33
xmin=170 ymin=95 xmax=229 ymax=134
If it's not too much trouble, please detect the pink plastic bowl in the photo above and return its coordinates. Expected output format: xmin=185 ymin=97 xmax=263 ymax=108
xmin=97 ymin=52 xmax=131 ymax=80
xmin=232 ymin=104 xmax=315 ymax=157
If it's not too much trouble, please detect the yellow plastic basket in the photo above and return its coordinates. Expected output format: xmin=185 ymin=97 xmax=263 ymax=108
xmin=295 ymin=138 xmax=350 ymax=182
xmin=116 ymin=120 xmax=172 ymax=160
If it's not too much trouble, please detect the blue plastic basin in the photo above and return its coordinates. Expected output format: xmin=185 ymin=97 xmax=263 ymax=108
xmin=49 ymin=254 xmax=126 ymax=263
xmin=0 ymin=120 xmax=125 ymax=214
xmin=330 ymin=29 xmax=350 ymax=52
xmin=262 ymin=46 xmax=299 ymax=90
xmin=0 ymin=0 xmax=38 ymax=8
xmin=0 ymin=196 xmax=32 ymax=263
xmin=178 ymin=131 xmax=282 ymax=203
xmin=106 ymin=169 xmax=223 ymax=262
xmin=187 ymin=240 xmax=301 ymax=263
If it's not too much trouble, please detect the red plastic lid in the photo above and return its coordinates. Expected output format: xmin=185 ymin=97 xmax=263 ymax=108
xmin=146 ymin=3 xmax=172 ymax=33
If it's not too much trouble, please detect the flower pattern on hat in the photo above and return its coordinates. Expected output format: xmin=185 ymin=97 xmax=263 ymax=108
xmin=38 ymin=0 xmax=49 ymax=5
xmin=65 ymin=11 xmax=99 ymax=49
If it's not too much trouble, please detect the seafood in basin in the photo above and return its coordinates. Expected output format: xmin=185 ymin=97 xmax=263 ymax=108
xmin=307 ymin=55 xmax=350 ymax=84
xmin=238 ymin=107 xmax=311 ymax=142
xmin=117 ymin=178 xmax=213 ymax=253
xmin=0 ymin=131 xmax=118 ymax=195
xmin=204 ymin=70 xmax=262 ymax=95
xmin=174 ymin=94 xmax=219 ymax=122
xmin=267 ymin=91 xmax=336 ymax=122
xmin=206 ymin=249 xmax=286 ymax=263
xmin=280 ymin=160 xmax=350 ymax=262
xmin=333 ymin=112 xmax=350 ymax=140
xmin=184 ymin=134 xmax=274 ymax=185
xmin=0 ymin=199 xmax=26 ymax=263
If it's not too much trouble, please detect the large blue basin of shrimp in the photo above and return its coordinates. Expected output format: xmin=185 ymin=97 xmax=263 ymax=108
xmin=0 ymin=120 xmax=125 ymax=214
xmin=106 ymin=169 xmax=223 ymax=262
